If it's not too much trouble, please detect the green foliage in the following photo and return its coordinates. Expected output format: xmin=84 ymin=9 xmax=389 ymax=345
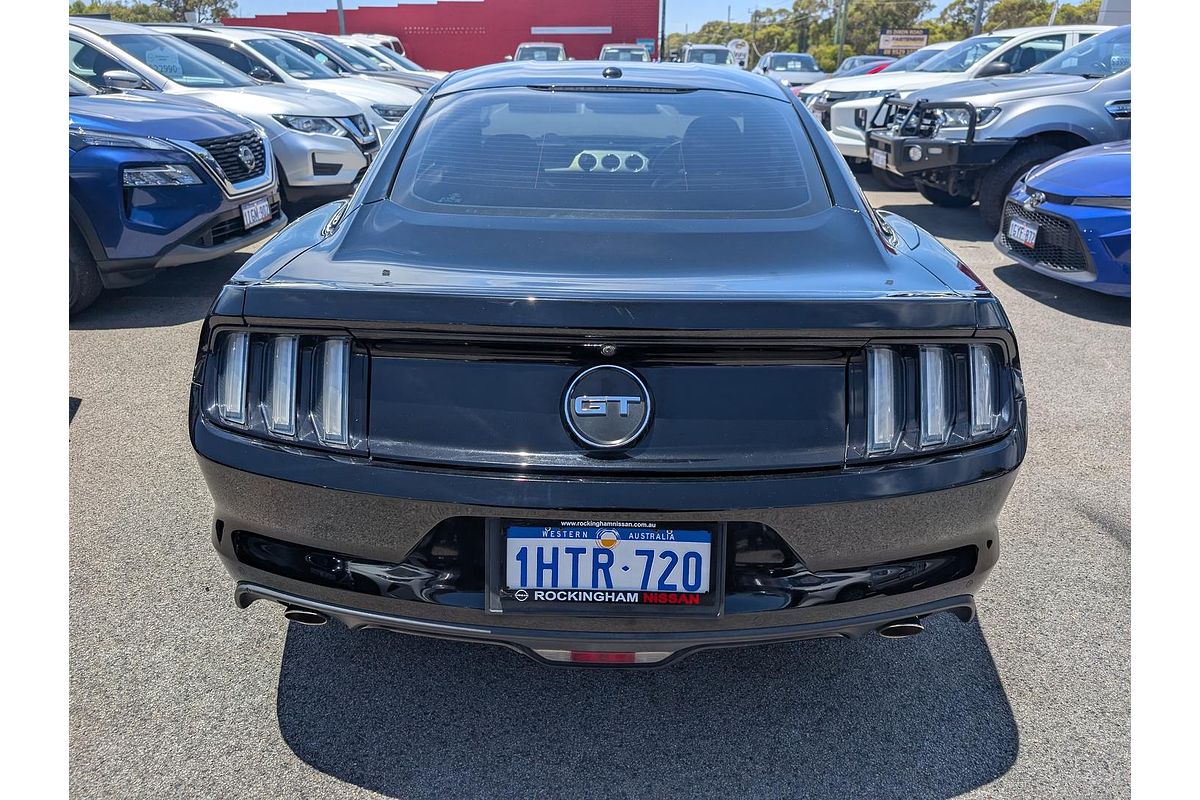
xmin=665 ymin=0 xmax=1103 ymax=68
xmin=67 ymin=1 xmax=239 ymax=24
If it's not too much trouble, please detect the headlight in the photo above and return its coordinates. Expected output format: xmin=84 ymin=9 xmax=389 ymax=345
xmin=122 ymin=164 xmax=202 ymax=187
xmin=934 ymin=106 xmax=1001 ymax=130
xmin=69 ymin=127 xmax=174 ymax=152
xmin=1072 ymin=196 xmax=1131 ymax=209
xmin=273 ymin=115 xmax=345 ymax=136
xmin=370 ymin=103 xmax=410 ymax=122
xmin=802 ymin=93 xmax=821 ymax=109
xmin=859 ymin=342 xmax=1014 ymax=459
xmin=778 ymin=79 xmax=792 ymax=87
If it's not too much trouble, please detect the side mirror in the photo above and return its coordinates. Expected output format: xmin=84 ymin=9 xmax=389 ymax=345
xmin=976 ymin=60 xmax=1013 ymax=78
xmin=101 ymin=69 xmax=143 ymax=90
xmin=248 ymin=65 xmax=276 ymax=82
xmin=503 ymin=54 xmax=513 ymax=61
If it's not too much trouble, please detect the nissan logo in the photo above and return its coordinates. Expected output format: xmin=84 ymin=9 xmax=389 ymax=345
xmin=237 ymin=144 xmax=257 ymax=171
xmin=563 ymin=365 xmax=651 ymax=449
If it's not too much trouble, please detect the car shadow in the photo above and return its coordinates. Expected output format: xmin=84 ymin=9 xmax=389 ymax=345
xmin=990 ymin=265 xmax=1130 ymax=327
xmin=68 ymin=251 xmax=252 ymax=331
xmin=275 ymin=613 xmax=1017 ymax=799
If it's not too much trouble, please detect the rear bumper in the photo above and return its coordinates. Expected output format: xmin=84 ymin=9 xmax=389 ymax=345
xmin=237 ymin=582 xmax=977 ymax=667
xmin=195 ymin=407 xmax=1024 ymax=665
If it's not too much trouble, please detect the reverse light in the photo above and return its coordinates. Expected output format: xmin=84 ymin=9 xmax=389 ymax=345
xmin=266 ymin=335 xmax=298 ymax=436
xmin=314 ymin=338 xmax=351 ymax=446
xmin=866 ymin=347 xmax=901 ymax=454
xmin=122 ymin=164 xmax=201 ymax=187
xmin=216 ymin=332 xmax=249 ymax=425
xmin=970 ymin=344 xmax=999 ymax=436
xmin=919 ymin=346 xmax=953 ymax=446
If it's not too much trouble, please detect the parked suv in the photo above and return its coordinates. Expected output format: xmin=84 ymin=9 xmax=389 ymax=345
xmin=149 ymin=25 xmax=421 ymax=141
xmin=754 ymin=52 xmax=826 ymax=89
xmin=681 ymin=44 xmax=736 ymax=66
xmin=599 ymin=44 xmax=650 ymax=62
xmin=69 ymin=76 xmax=283 ymax=314
xmin=69 ymin=18 xmax=378 ymax=212
xmin=868 ymin=25 xmax=1131 ymax=227
xmin=800 ymin=26 xmax=1109 ymax=173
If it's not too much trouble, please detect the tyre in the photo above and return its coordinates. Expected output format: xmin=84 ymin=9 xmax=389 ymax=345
xmin=977 ymin=141 xmax=1067 ymax=230
xmin=915 ymin=181 xmax=973 ymax=208
xmin=69 ymin=226 xmax=103 ymax=317
xmin=871 ymin=165 xmax=915 ymax=191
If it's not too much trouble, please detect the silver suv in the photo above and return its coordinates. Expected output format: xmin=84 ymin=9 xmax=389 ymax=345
xmin=69 ymin=17 xmax=379 ymax=211
xmin=868 ymin=25 xmax=1131 ymax=228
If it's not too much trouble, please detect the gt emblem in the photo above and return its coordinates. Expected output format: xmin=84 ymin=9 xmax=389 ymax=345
xmin=563 ymin=365 xmax=652 ymax=449
xmin=573 ymin=395 xmax=643 ymax=416
xmin=1024 ymin=191 xmax=1045 ymax=210
xmin=237 ymin=144 xmax=257 ymax=171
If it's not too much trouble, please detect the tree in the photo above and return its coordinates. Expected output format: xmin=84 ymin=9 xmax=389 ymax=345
xmin=68 ymin=1 xmax=174 ymax=22
xmin=843 ymin=1 xmax=933 ymax=56
xmin=69 ymin=1 xmax=239 ymax=24
xmin=1054 ymin=0 xmax=1101 ymax=24
xmin=986 ymin=0 xmax=1052 ymax=30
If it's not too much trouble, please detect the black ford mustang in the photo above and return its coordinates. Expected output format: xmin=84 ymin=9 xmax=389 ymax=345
xmin=190 ymin=62 xmax=1026 ymax=666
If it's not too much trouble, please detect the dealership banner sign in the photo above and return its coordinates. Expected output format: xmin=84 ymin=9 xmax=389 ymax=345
xmin=878 ymin=28 xmax=929 ymax=56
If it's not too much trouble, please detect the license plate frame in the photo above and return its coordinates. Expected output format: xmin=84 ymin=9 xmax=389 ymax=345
xmin=240 ymin=196 xmax=272 ymax=230
xmin=485 ymin=519 xmax=726 ymax=616
xmin=870 ymin=148 xmax=889 ymax=169
xmin=1008 ymin=216 xmax=1039 ymax=248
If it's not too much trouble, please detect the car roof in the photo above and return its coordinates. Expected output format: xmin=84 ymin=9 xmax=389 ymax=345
xmin=687 ymin=43 xmax=731 ymax=49
xmin=601 ymin=44 xmax=646 ymax=48
xmin=70 ymin=16 xmax=155 ymax=35
xmin=989 ymin=24 xmax=1111 ymax=36
xmin=435 ymin=61 xmax=787 ymax=99
xmin=517 ymin=41 xmax=564 ymax=47
xmin=148 ymin=24 xmax=262 ymax=42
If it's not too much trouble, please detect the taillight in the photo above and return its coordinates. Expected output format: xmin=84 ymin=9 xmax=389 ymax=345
xmin=970 ymin=344 xmax=999 ymax=436
xmin=919 ymin=345 xmax=952 ymax=446
xmin=207 ymin=330 xmax=364 ymax=452
xmin=216 ymin=332 xmax=249 ymax=426
xmin=265 ymin=335 xmax=298 ymax=436
xmin=314 ymin=338 xmax=351 ymax=447
xmin=857 ymin=342 xmax=1013 ymax=460
xmin=866 ymin=347 xmax=901 ymax=454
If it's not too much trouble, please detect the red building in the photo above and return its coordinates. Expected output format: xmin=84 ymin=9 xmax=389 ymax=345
xmin=224 ymin=1 xmax=662 ymax=72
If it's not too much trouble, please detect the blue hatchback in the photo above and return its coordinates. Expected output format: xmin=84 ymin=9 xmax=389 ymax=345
xmin=69 ymin=76 xmax=286 ymax=314
xmin=995 ymin=141 xmax=1131 ymax=297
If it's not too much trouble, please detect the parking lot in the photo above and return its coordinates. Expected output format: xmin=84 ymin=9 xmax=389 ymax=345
xmin=68 ymin=174 xmax=1129 ymax=799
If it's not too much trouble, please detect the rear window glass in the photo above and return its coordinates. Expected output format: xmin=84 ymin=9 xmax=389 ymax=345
xmin=391 ymin=88 xmax=828 ymax=217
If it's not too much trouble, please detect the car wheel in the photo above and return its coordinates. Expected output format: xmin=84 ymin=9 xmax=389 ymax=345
xmin=872 ymin=165 xmax=915 ymax=191
xmin=915 ymin=181 xmax=973 ymax=208
xmin=978 ymin=141 xmax=1067 ymax=230
xmin=69 ymin=227 xmax=103 ymax=317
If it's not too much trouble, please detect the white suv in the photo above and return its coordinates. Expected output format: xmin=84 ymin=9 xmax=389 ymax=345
xmin=799 ymin=26 xmax=1110 ymax=166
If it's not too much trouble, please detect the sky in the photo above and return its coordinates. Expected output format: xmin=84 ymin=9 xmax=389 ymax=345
xmin=233 ymin=1 xmax=955 ymax=35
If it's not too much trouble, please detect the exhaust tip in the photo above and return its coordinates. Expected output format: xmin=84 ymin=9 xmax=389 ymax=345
xmin=283 ymin=606 xmax=329 ymax=626
xmin=878 ymin=618 xmax=924 ymax=638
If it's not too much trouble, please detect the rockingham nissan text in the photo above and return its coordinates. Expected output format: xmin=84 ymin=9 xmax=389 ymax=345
xmin=191 ymin=62 xmax=1027 ymax=667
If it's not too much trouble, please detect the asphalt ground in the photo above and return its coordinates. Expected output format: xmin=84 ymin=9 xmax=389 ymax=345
xmin=69 ymin=175 xmax=1130 ymax=799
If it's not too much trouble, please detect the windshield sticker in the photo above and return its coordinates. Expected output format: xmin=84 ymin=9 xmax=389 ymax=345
xmin=144 ymin=47 xmax=182 ymax=78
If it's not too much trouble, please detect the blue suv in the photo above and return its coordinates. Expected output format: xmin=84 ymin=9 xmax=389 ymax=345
xmin=69 ymin=76 xmax=285 ymax=314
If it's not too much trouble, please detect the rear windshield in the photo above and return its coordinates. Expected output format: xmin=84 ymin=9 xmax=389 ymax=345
xmin=770 ymin=54 xmax=817 ymax=71
xmin=600 ymin=47 xmax=648 ymax=61
xmin=686 ymin=48 xmax=733 ymax=65
xmin=515 ymin=46 xmax=564 ymax=61
xmin=391 ymin=87 xmax=828 ymax=217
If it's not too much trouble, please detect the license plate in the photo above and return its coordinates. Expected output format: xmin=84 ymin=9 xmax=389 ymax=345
xmin=1008 ymin=216 xmax=1039 ymax=248
xmin=240 ymin=197 xmax=272 ymax=230
xmin=504 ymin=523 xmax=712 ymax=605
xmin=871 ymin=148 xmax=889 ymax=169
